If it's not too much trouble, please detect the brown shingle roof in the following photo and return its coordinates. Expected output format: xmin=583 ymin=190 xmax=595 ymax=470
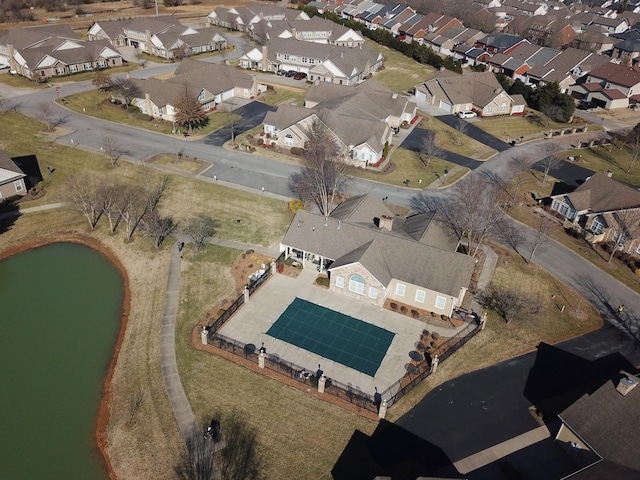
xmin=569 ymin=172 xmax=640 ymax=213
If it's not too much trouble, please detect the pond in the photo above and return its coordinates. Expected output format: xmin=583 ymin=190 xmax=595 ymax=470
xmin=0 ymin=242 xmax=123 ymax=479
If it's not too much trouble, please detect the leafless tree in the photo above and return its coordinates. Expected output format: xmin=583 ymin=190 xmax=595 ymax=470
xmin=289 ymin=116 xmax=349 ymax=216
xmin=493 ymin=216 xmax=526 ymax=255
xmin=540 ymin=103 xmax=564 ymax=127
xmin=419 ymin=131 xmax=442 ymax=169
xmin=175 ymin=423 xmax=218 ymax=480
xmin=38 ymin=101 xmax=56 ymax=131
xmin=111 ymin=77 xmax=141 ymax=107
xmin=624 ymin=123 xmax=640 ymax=174
xmin=454 ymin=117 xmax=468 ymax=146
xmin=143 ymin=169 xmax=172 ymax=213
xmin=480 ymin=281 xmax=541 ymax=324
xmin=66 ymin=174 xmax=102 ymax=229
xmin=99 ymin=182 xmax=123 ymax=233
xmin=174 ymin=144 xmax=185 ymax=165
xmin=141 ymin=210 xmax=177 ymax=249
xmin=528 ymin=214 xmax=553 ymax=263
xmin=117 ymin=185 xmax=144 ymax=240
xmin=606 ymin=209 xmax=640 ymax=263
xmin=101 ymin=129 xmax=122 ymax=167
xmin=184 ymin=214 xmax=218 ymax=252
xmin=506 ymin=154 xmax=533 ymax=200
xmin=539 ymin=143 xmax=561 ymax=183
xmin=125 ymin=389 xmax=144 ymax=425
xmin=92 ymin=69 xmax=112 ymax=91
xmin=440 ymin=174 xmax=502 ymax=256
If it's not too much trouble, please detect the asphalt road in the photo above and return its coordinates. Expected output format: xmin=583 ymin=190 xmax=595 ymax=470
xmin=397 ymin=326 xmax=640 ymax=464
xmin=3 ymin=66 xmax=640 ymax=339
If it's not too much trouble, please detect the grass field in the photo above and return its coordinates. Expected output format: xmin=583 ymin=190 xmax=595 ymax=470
xmin=369 ymin=40 xmax=436 ymax=93
xmin=418 ymin=114 xmax=497 ymax=159
xmin=258 ymin=83 xmax=308 ymax=107
xmin=559 ymin=144 xmax=640 ymax=186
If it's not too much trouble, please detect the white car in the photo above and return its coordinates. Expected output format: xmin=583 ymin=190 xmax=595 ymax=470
xmin=457 ymin=111 xmax=477 ymax=118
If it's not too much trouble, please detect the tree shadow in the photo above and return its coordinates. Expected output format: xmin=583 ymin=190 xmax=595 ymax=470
xmin=0 ymin=200 xmax=21 ymax=234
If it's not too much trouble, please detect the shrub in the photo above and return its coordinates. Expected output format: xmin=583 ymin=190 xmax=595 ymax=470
xmin=430 ymin=341 xmax=437 ymax=348
xmin=276 ymin=264 xmax=284 ymax=273
xmin=422 ymin=329 xmax=429 ymax=337
xmin=390 ymin=302 xmax=398 ymax=310
xmin=316 ymin=277 xmax=330 ymax=287
xmin=430 ymin=311 xmax=438 ymax=317
xmin=289 ymin=199 xmax=304 ymax=214
xmin=290 ymin=147 xmax=305 ymax=156
xmin=257 ymin=138 xmax=264 ymax=146
xmin=400 ymin=305 xmax=408 ymax=313
xmin=432 ymin=332 xmax=440 ymax=341
xmin=216 ymin=309 xmax=226 ymax=317
xmin=441 ymin=315 xmax=449 ymax=321
xmin=412 ymin=310 xmax=420 ymax=319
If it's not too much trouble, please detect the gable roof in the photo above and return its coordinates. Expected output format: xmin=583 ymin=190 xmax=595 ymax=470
xmin=559 ymin=371 xmax=640 ymax=474
xmin=567 ymin=172 xmax=640 ymax=212
xmin=588 ymin=63 xmax=640 ymax=88
xmin=421 ymin=71 xmax=512 ymax=108
xmin=282 ymin=194 xmax=475 ymax=295
xmin=0 ymin=149 xmax=25 ymax=184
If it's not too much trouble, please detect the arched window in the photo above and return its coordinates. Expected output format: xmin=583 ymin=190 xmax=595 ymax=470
xmin=349 ymin=275 xmax=365 ymax=294
xmin=284 ymin=133 xmax=293 ymax=147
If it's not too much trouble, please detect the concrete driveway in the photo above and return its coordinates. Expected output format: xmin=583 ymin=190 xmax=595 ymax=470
xmin=438 ymin=114 xmax=512 ymax=152
xmin=203 ymin=101 xmax=276 ymax=147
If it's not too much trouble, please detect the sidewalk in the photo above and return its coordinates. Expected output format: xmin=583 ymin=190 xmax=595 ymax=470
xmin=159 ymin=242 xmax=197 ymax=439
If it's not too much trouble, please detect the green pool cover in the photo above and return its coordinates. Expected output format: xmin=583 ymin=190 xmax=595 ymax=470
xmin=266 ymin=297 xmax=395 ymax=376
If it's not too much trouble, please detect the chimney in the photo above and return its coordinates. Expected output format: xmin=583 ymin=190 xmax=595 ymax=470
xmin=616 ymin=372 xmax=638 ymax=396
xmin=379 ymin=214 xmax=394 ymax=231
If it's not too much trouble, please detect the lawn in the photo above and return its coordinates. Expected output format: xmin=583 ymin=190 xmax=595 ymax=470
xmin=368 ymin=40 xmax=436 ymax=93
xmin=176 ymin=246 xmax=377 ymax=480
xmin=387 ymin=241 xmax=603 ymax=420
xmin=0 ymin=64 xmax=138 ymax=89
xmin=59 ymin=89 xmax=241 ymax=137
xmin=258 ymin=83 xmax=308 ymax=107
xmin=503 ymin=170 xmax=640 ymax=294
xmin=476 ymin=111 xmax=601 ymax=143
xmin=148 ymin=153 xmax=210 ymax=175
xmin=559 ymin=145 xmax=640 ymax=186
xmin=353 ymin=147 xmax=468 ymax=188
xmin=418 ymin=114 xmax=497 ymax=159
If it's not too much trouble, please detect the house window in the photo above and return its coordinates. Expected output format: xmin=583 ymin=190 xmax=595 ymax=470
xmin=369 ymin=287 xmax=378 ymax=299
xmin=395 ymin=283 xmax=405 ymax=296
xmin=84 ymin=62 xmax=92 ymax=70
xmin=335 ymin=276 xmax=344 ymax=288
xmin=499 ymin=102 xmax=507 ymax=113
xmin=415 ymin=290 xmax=425 ymax=303
xmin=14 ymin=180 xmax=23 ymax=192
xmin=69 ymin=64 xmax=79 ymax=73
xmin=284 ymin=134 xmax=294 ymax=147
xmin=435 ymin=295 xmax=446 ymax=310
xmin=56 ymin=67 xmax=65 ymax=75
xmin=486 ymin=106 xmax=494 ymax=114
xmin=198 ymin=91 xmax=205 ymax=101
xmin=552 ymin=200 xmax=575 ymax=219
xmin=349 ymin=275 xmax=365 ymax=294
xmin=591 ymin=219 xmax=605 ymax=234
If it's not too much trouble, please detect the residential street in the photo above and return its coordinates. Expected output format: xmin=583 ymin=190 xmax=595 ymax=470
xmin=2 ymin=62 xmax=640 ymax=339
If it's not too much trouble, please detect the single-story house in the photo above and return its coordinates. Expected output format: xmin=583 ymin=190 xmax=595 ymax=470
xmin=280 ymin=194 xmax=476 ymax=317
xmin=415 ymin=71 xmax=527 ymax=116
xmin=0 ymin=24 xmax=124 ymax=80
xmin=550 ymin=172 xmax=640 ymax=255
xmin=0 ymin=149 xmax=27 ymax=201
xmin=128 ymin=59 xmax=264 ymax=122
xmin=207 ymin=4 xmax=309 ymax=32
xmin=250 ymin=16 xmax=365 ymax=47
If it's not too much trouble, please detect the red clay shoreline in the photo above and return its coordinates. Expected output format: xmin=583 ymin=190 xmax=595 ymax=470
xmin=0 ymin=233 xmax=128 ymax=480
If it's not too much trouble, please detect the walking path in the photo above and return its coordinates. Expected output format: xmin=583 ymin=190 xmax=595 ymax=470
xmin=159 ymin=242 xmax=197 ymax=439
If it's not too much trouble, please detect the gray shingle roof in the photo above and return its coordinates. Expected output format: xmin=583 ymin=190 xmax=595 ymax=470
xmin=568 ymin=172 xmax=640 ymax=213
xmin=282 ymin=194 xmax=475 ymax=296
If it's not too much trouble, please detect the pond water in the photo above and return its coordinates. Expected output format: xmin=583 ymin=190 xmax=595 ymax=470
xmin=0 ymin=242 xmax=123 ymax=479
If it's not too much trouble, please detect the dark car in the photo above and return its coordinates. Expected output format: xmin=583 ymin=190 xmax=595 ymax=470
xmin=293 ymin=72 xmax=307 ymax=80
xmin=577 ymin=100 xmax=593 ymax=110
xmin=285 ymin=70 xmax=296 ymax=77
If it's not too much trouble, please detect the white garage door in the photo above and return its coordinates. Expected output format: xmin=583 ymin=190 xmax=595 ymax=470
xmin=438 ymin=100 xmax=452 ymax=112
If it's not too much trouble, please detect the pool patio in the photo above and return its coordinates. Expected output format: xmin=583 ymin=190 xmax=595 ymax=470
xmin=218 ymin=267 xmax=464 ymax=400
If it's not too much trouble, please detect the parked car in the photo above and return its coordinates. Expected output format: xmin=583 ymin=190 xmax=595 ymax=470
xmin=293 ymin=72 xmax=307 ymax=80
xmin=285 ymin=70 xmax=297 ymax=77
xmin=276 ymin=69 xmax=285 ymax=76
xmin=457 ymin=111 xmax=477 ymax=118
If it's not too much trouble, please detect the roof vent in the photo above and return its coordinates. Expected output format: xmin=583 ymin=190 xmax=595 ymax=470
xmin=616 ymin=372 xmax=639 ymax=397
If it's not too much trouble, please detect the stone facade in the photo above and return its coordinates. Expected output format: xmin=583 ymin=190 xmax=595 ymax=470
xmin=330 ymin=262 xmax=386 ymax=308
